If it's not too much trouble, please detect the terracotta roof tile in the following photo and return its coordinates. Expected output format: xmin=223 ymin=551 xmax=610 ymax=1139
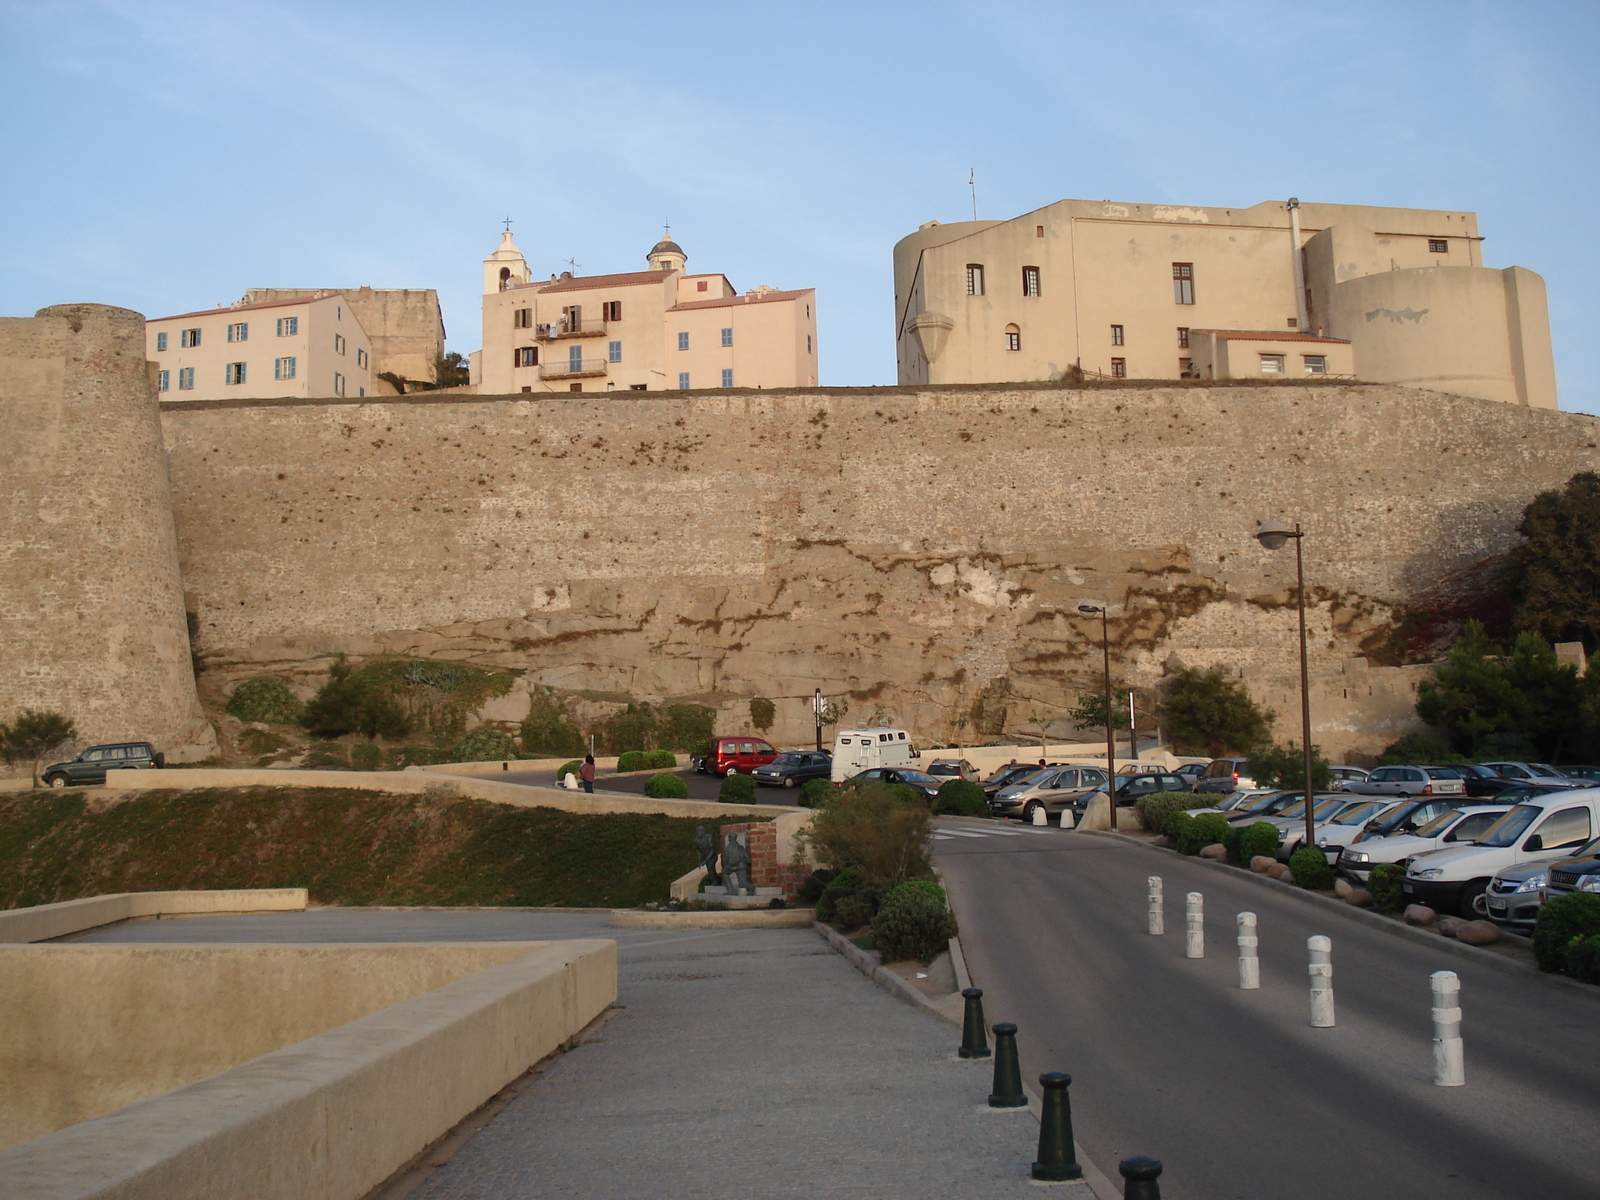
xmin=536 ymin=270 xmax=673 ymax=294
xmin=670 ymin=288 xmax=813 ymax=312
xmin=151 ymin=293 xmax=341 ymax=322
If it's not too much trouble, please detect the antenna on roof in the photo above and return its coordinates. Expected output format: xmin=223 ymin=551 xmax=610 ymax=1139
xmin=969 ymin=169 xmax=977 ymax=221
xmin=565 ymin=256 xmax=581 ymax=275
xmin=502 ymin=215 xmax=513 ymax=233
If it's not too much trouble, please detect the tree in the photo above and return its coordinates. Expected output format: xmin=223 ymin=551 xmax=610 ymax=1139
xmin=301 ymin=657 xmax=409 ymax=740
xmin=1 ymin=709 xmax=78 ymax=787
xmin=434 ymin=352 xmax=471 ymax=389
xmin=749 ymin=697 xmax=776 ymax=733
xmin=1504 ymin=471 xmax=1600 ymax=650
xmin=1416 ymin=621 xmax=1583 ymax=759
xmin=1066 ymin=687 xmax=1130 ymax=733
xmin=1248 ymin=743 xmax=1332 ymax=791
xmin=818 ymin=696 xmax=850 ymax=727
xmin=1156 ymin=667 xmax=1275 ymax=758
xmin=519 ymin=688 xmax=585 ymax=757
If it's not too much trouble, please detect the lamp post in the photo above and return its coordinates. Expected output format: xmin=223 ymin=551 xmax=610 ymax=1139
xmin=814 ymin=688 xmax=823 ymax=753
xmin=1256 ymin=520 xmax=1316 ymax=855
xmin=1078 ymin=604 xmax=1117 ymax=831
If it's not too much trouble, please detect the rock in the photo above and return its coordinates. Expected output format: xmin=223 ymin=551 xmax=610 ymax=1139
xmin=1334 ymin=878 xmax=1354 ymax=898
xmin=1151 ymin=835 xmax=1172 ymax=847
xmin=1250 ymin=855 xmax=1276 ymax=873
xmin=1199 ymin=843 xmax=1227 ymax=860
xmin=1457 ymin=920 xmax=1502 ymax=946
xmin=1267 ymin=863 xmax=1293 ymax=880
xmin=1403 ymin=904 xmax=1437 ymax=926
xmin=1343 ymin=888 xmax=1373 ymax=907
xmin=1437 ymin=916 xmax=1467 ymax=938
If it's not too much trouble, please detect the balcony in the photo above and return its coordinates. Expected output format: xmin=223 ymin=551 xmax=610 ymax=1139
xmin=533 ymin=318 xmax=609 ymax=341
xmin=539 ymin=359 xmax=610 ymax=380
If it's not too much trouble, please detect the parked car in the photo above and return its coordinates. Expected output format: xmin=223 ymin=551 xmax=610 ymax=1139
xmin=982 ymin=763 xmax=1050 ymax=799
xmin=1328 ymin=766 xmax=1370 ymax=790
xmin=1539 ymin=837 xmax=1600 ymax=910
xmin=42 ymin=742 xmax=162 ymax=788
xmin=1259 ymin=796 xmax=1385 ymax=859
xmin=991 ymin=764 xmax=1109 ymax=823
xmin=1186 ymin=790 xmax=1276 ymax=817
xmin=1172 ymin=762 xmax=1209 ymax=789
xmin=1222 ymin=790 xmax=1314 ymax=825
xmin=1403 ymin=790 xmax=1600 ymax=917
xmin=1350 ymin=796 xmax=1473 ymax=843
xmin=1343 ymin=765 xmax=1466 ymax=800
xmin=1307 ymin=799 xmax=1404 ymax=862
xmin=1194 ymin=758 xmax=1259 ymax=795
xmin=695 ymin=737 xmax=780 ymax=777
xmin=845 ymin=767 xmax=944 ymax=802
xmin=751 ymin=750 xmax=832 ymax=789
xmin=925 ymin=757 xmax=979 ymax=781
xmin=1486 ymin=858 xmax=1564 ymax=928
xmin=1477 ymin=761 xmax=1583 ymax=789
xmin=1337 ymin=804 xmax=1510 ymax=883
xmin=1560 ymin=766 xmax=1600 ymax=784
xmin=1109 ymin=771 xmax=1192 ymax=805
xmin=1450 ymin=763 xmax=1524 ymax=798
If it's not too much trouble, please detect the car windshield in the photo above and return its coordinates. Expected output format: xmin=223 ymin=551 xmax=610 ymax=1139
xmin=1330 ymin=801 xmax=1390 ymax=826
xmin=1530 ymin=764 xmax=1567 ymax=778
xmin=1416 ymin=808 xmax=1468 ymax=837
xmin=1476 ymin=804 xmax=1543 ymax=847
xmin=899 ymin=771 xmax=940 ymax=786
xmin=928 ymin=762 xmax=960 ymax=775
xmin=1425 ymin=768 xmax=1461 ymax=779
xmin=1214 ymin=794 xmax=1255 ymax=812
xmin=771 ymin=753 xmax=803 ymax=765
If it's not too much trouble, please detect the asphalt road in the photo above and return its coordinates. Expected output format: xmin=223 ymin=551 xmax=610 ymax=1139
xmin=935 ymin=824 xmax=1600 ymax=1200
xmin=494 ymin=766 xmax=804 ymax=805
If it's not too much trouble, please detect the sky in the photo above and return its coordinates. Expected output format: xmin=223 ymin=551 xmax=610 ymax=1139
xmin=3 ymin=1 xmax=1597 ymax=409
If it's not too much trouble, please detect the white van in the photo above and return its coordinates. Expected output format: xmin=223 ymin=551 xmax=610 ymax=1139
xmin=1402 ymin=789 xmax=1600 ymax=918
xmin=831 ymin=728 xmax=916 ymax=783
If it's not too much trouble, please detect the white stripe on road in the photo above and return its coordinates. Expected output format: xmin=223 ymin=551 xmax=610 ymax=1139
xmin=935 ymin=829 xmax=991 ymax=838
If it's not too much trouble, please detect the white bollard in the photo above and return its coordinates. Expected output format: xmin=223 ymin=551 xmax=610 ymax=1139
xmin=1033 ymin=804 xmax=1049 ymax=826
xmin=1431 ymin=970 xmax=1465 ymax=1086
xmin=1059 ymin=807 xmax=1074 ymax=829
xmin=1147 ymin=877 xmax=1164 ymax=935
xmin=563 ymin=772 xmax=579 ymax=790
xmin=1308 ymin=935 xmax=1335 ymax=1027
xmin=1185 ymin=892 xmax=1204 ymax=958
xmin=1237 ymin=912 xmax=1260 ymax=989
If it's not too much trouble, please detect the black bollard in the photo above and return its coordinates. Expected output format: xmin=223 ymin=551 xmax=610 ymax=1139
xmin=1030 ymin=1072 xmax=1083 ymax=1181
xmin=959 ymin=988 xmax=991 ymax=1058
xmin=1119 ymin=1157 xmax=1163 ymax=1199
xmin=987 ymin=1023 xmax=1026 ymax=1107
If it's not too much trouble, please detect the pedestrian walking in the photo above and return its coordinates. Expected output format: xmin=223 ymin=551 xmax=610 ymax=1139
xmin=579 ymin=754 xmax=596 ymax=794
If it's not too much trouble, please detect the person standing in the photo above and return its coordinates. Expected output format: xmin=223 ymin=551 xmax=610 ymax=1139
xmin=579 ymin=754 xmax=596 ymax=794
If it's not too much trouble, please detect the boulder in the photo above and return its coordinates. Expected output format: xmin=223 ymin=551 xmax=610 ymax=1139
xmin=1403 ymin=904 xmax=1437 ymax=926
xmin=1151 ymin=835 xmax=1172 ymax=847
xmin=1250 ymin=855 xmax=1276 ymax=873
xmin=1437 ymin=916 xmax=1467 ymax=938
xmin=1334 ymin=878 xmax=1354 ymax=898
xmin=1342 ymin=888 xmax=1373 ymax=907
xmin=1457 ymin=920 xmax=1502 ymax=946
xmin=1199 ymin=843 xmax=1227 ymax=860
xmin=1267 ymin=863 xmax=1293 ymax=880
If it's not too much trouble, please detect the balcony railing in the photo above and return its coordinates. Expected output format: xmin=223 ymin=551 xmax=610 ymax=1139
xmin=533 ymin=318 xmax=609 ymax=340
xmin=539 ymin=359 xmax=610 ymax=380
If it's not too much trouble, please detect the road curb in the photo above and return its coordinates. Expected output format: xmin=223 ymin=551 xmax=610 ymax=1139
xmin=1079 ymin=830 xmax=1600 ymax=1002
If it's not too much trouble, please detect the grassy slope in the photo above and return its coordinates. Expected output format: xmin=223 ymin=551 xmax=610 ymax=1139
xmin=0 ymin=788 xmax=724 ymax=909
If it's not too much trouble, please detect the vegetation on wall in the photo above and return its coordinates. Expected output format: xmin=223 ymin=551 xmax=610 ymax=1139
xmin=1 ymin=710 xmax=78 ymax=787
xmin=595 ymin=701 xmax=716 ymax=755
xmin=749 ymin=697 xmax=776 ymax=733
xmin=1156 ymin=667 xmax=1275 ymax=757
xmin=519 ymin=688 xmax=586 ymax=757
xmin=300 ymin=656 xmax=514 ymax=742
xmin=1504 ymin=471 xmax=1600 ymax=651
xmin=225 ymin=678 xmax=304 ymax=725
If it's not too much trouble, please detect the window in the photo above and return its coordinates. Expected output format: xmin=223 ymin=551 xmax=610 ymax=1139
xmin=1179 ymin=357 xmax=1194 ymax=378
xmin=1004 ymin=324 xmax=1021 ymax=352
xmin=334 ymin=333 xmax=346 ymax=355
xmin=356 ymin=348 xmax=368 ymax=368
xmin=276 ymin=317 xmax=298 ymax=336
xmin=722 ymin=368 xmax=734 ymax=388
xmin=603 ymin=301 xmax=622 ymax=321
xmin=678 ymin=371 xmax=690 ymax=389
xmin=156 ymin=332 xmax=167 ymax=351
xmin=1287 ymin=317 xmax=1298 ymax=328
xmin=358 ymin=387 xmax=365 ymax=397
xmin=696 ymin=280 xmax=708 ymax=292
xmin=1110 ymin=324 xmax=1124 ymax=346
xmin=567 ymin=345 xmax=583 ymax=371
xmin=1429 ymin=239 xmax=1448 ymax=254
xmin=806 ymin=334 xmax=812 ymax=354
xmin=630 ymin=384 xmax=648 ymax=390
xmin=227 ymin=322 xmax=248 ymax=342
xmin=1111 ymin=358 xmax=1126 ymax=378
xmin=178 ymin=367 xmax=194 ymax=390
xmin=180 ymin=328 xmax=201 ymax=348
xmin=224 ymin=361 xmax=247 ymax=385
xmin=608 ymin=340 xmax=622 ymax=363
xmin=336 ymin=305 xmax=342 ymax=320
xmin=333 ymin=372 xmax=345 ymax=396
xmin=1302 ymin=355 xmax=1327 ymax=375
xmin=806 ymin=304 xmax=810 ymax=318
xmin=1536 ymin=807 xmax=1592 ymax=850
xmin=1172 ymin=263 xmax=1194 ymax=304
xmin=965 ymin=264 xmax=985 ymax=295
xmin=1022 ymin=266 xmax=1040 ymax=297
xmin=1177 ymin=327 xmax=1190 ymax=348
xmin=158 ymin=369 xmax=169 ymax=391
xmin=515 ymin=347 xmax=537 ymax=367
xmin=1035 ymin=225 xmax=1044 ymax=238
xmin=1259 ymin=354 xmax=1285 ymax=374
xmin=514 ymin=308 xmax=532 ymax=328
xmin=678 ymin=331 xmax=689 ymax=351
xmin=274 ymin=356 xmax=297 ymax=380
xmin=720 ymin=327 xmax=733 ymax=347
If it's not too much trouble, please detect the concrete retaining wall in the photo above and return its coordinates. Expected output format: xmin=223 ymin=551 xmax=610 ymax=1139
xmin=0 ymin=888 xmax=307 ymax=944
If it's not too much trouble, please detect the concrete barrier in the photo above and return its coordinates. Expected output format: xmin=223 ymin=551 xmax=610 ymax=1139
xmin=0 ymin=889 xmax=307 ymax=944
xmin=608 ymin=908 xmax=815 ymax=929
xmin=0 ymin=939 xmax=615 ymax=1200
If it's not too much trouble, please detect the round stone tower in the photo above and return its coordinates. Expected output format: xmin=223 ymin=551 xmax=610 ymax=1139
xmin=0 ymin=303 xmax=214 ymax=759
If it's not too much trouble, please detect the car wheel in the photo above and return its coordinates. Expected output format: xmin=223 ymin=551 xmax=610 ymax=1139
xmin=1460 ymin=879 xmax=1490 ymax=920
xmin=45 ymin=773 xmax=68 ymax=789
xmin=784 ymin=776 xmax=798 ymax=789
xmin=1023 ymin=800 xmax=1041 ymax=823
xmin=1396 ymin=793 xmax=1410 ymax=799
xmin=725 ymin=766 xmax=739 ymax=778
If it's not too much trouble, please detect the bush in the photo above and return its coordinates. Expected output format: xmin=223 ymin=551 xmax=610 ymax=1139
xmin=798 ymin=777 xmax=835 ymax=808
xmin=1368 ymin=863 xmax=1405 ymax=912
xmin=815 ymin=868 xmax=862 ymax=922
xmin=643 ymin=772 xmax=689 ymax=799
xmin=225 ymin=678 xmax=303 ymax=725
xmin=454 ymin=728 xmax=518 ymax=762
xmin=688 ymin=739 xmax=711 ymax=759
xmin=889 ymin=879 xmax=946 ymax=905
xmin=1163 ymin=811 xmax=1194 ymax=846
xmin=797 ymin=869 xmax=836 ymax=905
xmin=556 ymin=760 xmax=582 ymax=782
xmin=303 ymin=742 xmax=350 ymax=769
xmin=1532 ymin=892 xmax=1600 ymax=973
xmin=519 ymin=689 xmax=585 ymax=757
xmin=817 ymin=868 xmax=884 ymax=928
xmin=871 ymin=886 xmax=958 ymax=963
xmin=350 ymin=742 xmax=382 ymax=772
xmin=1248 ymin=743 xmax=1333 ymax=792
xmin=1220 ymin=824 xmax=1243 ymax=863
xmin=934 ymin=778 xmax=988 ymax=817
xmin=658 ymin=704 xmax=716 ymax=751
xmin=1563 ymin=933 xmax=1600 ymax=984
xmin=1289 ymin=845 xmax=1334 ymax=890
xmin=617 ymin=750 xmax=647 ymax=772
xmin=719 ymin=773 xmax=756 ymax=803
xmin=1239 ymin=822 xmax=1280 ymax=863
xmin=749 ymin=697 xmax=776 ymax=732
xmin=799 ymin=783 xmax=933 ymax=887
xmin=1379 ymin=730 xmax=1456 ymax=766
xmin=1137 ymin=793 xmax=1194 ymax=837
xmin=302 ymin=659 xmax=410 ymax=740
xmin=643 ymin=749 xmax=677 ymax=769
xmin=1173 ymin=812 xmax=1230 ymax=855
xmin=385 ymin=745 xmax=456 ymax=769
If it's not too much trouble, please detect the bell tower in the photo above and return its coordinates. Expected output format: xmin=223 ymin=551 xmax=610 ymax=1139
xmin=483 ymin=224 xmax=531 ymax=295
xmin=647 ymin=225 xmax=687 ymax=273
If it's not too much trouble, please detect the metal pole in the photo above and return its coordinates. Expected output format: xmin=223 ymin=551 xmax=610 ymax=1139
xmin=1128 ymin=690 xmax=1139 ymax=761
xmin=1296 ymin=528 xmax=1315 ymax=857
xmin=814 ymin=688 xmax=823 ymax=753
xmin=1103 ymin=608 xmax=1117 ymax=830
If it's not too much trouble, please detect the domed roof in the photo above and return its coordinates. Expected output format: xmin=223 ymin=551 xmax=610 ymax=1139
xmin=648 ymin=225 xmax=685 ymax=262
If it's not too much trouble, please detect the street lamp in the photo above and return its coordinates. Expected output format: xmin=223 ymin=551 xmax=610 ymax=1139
xmin=1078 ymin=603 xmax=1117 ymax=831
xmin=1256 ymin=520 xmax=1316 ymax=856
xmin=813 ymin=688 xmax=823 ymax=753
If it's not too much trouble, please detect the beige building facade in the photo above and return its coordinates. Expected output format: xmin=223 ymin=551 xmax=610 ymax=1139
xmin=147 ymin=294 xmax=373 ymax=402
xmin=241 ymin=287 xmax=445 ymax=394
xmin=894 ymin=197 xmax=1557 ymax=408
xmin=477 ymin=230 xmax=817 ymax=395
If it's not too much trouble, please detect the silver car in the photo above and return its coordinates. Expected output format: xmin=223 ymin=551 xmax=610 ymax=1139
xmin=1264 ymin=796 xmax=1384 ymax=860
xmin=991 ymin=764 xmax=1109 ymax=822
xmin=1486 ymin=861 xmax=1555 ymax=927
xmin=1479 ymin=762 xmax=1583 ymax=789
xmin=1343 ymin=765 xmax=1467 ymax=800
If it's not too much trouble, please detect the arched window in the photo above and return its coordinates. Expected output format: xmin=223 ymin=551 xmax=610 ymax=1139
xmin=1004 ymin=323 xmax=1021 ymax=352
xmin=499 ymin=266 xmax=511 ymax=291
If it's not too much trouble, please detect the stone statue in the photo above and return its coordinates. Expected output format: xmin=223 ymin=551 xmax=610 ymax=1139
xmin=694 ymin=824 xmax=721 ymax=885
xmin=722 ymin=831 xmax=753 ymax=897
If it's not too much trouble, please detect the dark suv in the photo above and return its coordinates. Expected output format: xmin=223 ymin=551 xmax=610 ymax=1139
xmin=43 ymin=742 xmax=163 ymax=787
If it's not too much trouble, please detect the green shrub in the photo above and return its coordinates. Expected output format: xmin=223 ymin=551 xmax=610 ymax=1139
xmin=1379 ymin=730 xmax=1456 ymax=766
xmin=1289 ymin=845 xmax=1334 ymax=890
xmin=1563 ymin=933 xmax=1600 ymax=984
xmin=833 ymin=888 xmax=882 ymax=930
xmin=872 ymin=885 xmax=958 ymax=962
xmin=814 ymin=868 xmax=862 ymax=922
xmin=617 ymin=750 xmax=647 ymax=772
xmin=556 ymin=760 xmax=582 ymax=782
xmin=225 ymin=678 xmax=303 ymax=725
xmin=658 ymin=704 xmax=716 ymax=751
xmin=799 ymin=783 xmax=933 ymax=887
xmin=1239 ymin=822 xmax=1280 ymax=862
xmin=934 ymin=778 xmax=988 ymax=817
xmin=1248 ymin=743 xmax=1332 ymax=791
xmin=519 ymin=688 xmax=585 ymax=757
xmin=749 ymin=697 xmax=776 ymax=732
xmin=719 ymin=773 xmax=756 ymax=804
xmin=1221 ymin=824 xmax=1243 ymax=863
xmin=888 ymin=879 xmax=946 ymax=905
xmin=303 ymin=742 xmax=350 ymax=769
xmin=797 ymin=869 xmax=835 ymax=905
xmin=1367 ymin=863 xmax=1405 ymax=911
xmin=350 ymin=742 xmax=382 ymax=772
xmin=798 ymin=777 xmax=835 ymax=808
xmin=599 ymin=703 xmax=657 ymax=755
xmin=1138 ymin=793 xmax=1193 ymax=837
xmin=1532 ymin=892 xmax=1600 ymax=973
xmin=302 ymin=659 xmax=410 ymax=740
xmin=1163 ymin=811 xmax=1194 ymax=845
xmin=643 ymin=772 xmax=689 ymax=799
xmin=643 ymin=749 xmax=677 ymax=769
xmin=688 ymin=739 xmax=711 ymax=759
xmin=1172 ymin=812 xmax=1229 ymax=855
xmin=454 ymin=728 xmax=518 ymax=762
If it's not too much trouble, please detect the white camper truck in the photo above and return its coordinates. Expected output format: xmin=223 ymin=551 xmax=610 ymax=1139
xmin=831 ymin=728 xmax=916 ymax=783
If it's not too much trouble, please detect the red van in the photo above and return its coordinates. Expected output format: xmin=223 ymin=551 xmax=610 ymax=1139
xmin=696 ymin=737 xmax=780 ymax=777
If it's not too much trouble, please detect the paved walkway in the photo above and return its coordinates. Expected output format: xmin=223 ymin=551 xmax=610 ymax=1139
xmin=75 ymin=911 xmax=1099 ymax=1199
